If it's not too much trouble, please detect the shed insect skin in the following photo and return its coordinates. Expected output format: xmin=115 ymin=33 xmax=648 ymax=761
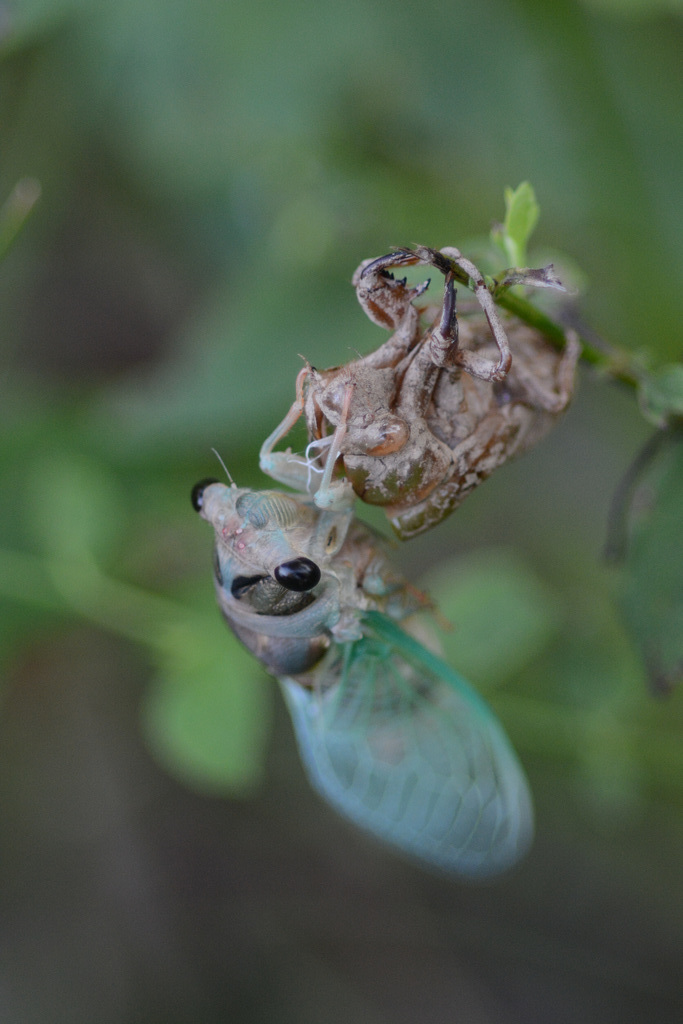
xmin=260 ymin=246 xmax=580 ymax=539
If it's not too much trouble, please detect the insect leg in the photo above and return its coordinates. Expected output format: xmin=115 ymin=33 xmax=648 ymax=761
xmin=425 ymin=246 xmax=512 ymax=381
xmin=312 ymin=385 xmax=357 ymax=512
xmin=509 ymin=330 xmax=581 ymax=412
xmin=259 ymin=366 xmax=313 ymax=490
xmin=423 ymin=269 xmax=459 ymax=367
xmin=395 ymin=339 xmax=442 ymax=421
xmin=353 ymin=254 xmax=430 ymax=370
xmin=385 ymin=246 xmax=512 ymax=382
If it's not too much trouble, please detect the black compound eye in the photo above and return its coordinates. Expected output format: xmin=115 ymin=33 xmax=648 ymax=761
xmin=274 ymin=557 xmax=321 ymax=592
xmin=191 ymin=477 xmax=219 ymax=512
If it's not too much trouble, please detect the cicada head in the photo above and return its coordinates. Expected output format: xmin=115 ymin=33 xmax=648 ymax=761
xmin=191 ymin=478 xmax=355 ymax=675
xmin=192 ymin=478 xmax=349 ymax=579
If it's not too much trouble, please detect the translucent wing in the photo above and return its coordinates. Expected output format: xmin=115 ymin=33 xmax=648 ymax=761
xmin=280 ymin=611 xmax=533 ymax=877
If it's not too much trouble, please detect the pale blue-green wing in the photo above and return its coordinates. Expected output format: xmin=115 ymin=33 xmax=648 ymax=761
xmin=279 ymin=611 xmax=533 ymax=877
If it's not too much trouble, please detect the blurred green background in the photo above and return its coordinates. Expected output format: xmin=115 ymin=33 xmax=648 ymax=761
xmin=1 ymin=0 xmax=682 ymax=1021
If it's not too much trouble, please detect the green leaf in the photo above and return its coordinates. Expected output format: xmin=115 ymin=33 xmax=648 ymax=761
xmin=422 ymin=548 xmax=560 ymax=690
xmin=141 ymin=614 xmax=273 ymax=796
xmin=615 ymin=439 xmax=683 ymax=692
xmin=491 ymin=182 xmax=540 ymax=268
xmin=638 ymin=363 xmax=683 ymax=426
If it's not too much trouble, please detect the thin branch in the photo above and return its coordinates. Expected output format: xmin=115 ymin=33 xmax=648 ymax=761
xmin=444 ymin=256 xmax=642 ymax=391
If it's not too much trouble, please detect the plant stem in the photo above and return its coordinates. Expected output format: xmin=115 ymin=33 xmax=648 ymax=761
xmin=495 ymin=288 xmax=640 ymax=389
xmin=447 ymin=259 xmax=642 ymax=392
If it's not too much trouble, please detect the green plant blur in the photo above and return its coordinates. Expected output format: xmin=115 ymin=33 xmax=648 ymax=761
xmin=1 ymin=1 xmax=681 ymax=1021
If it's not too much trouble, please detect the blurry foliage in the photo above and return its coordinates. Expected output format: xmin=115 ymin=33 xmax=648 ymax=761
xmin=639 ymin=364 xmax=683 ymax=426
xmin=615 ymin=435 xmax=683 ymax=694
xmin=1 ymin=0 xmax=682 ymax=832
xmin=141 ymin=612 xmax=271 ymax=796
xmin=2 ymin=2 xmax=683 ymax=1021
xmin=425 ymin=548 xmax=561 ymax=689
xmin=0 ymin=177 xmax=40 ymax=259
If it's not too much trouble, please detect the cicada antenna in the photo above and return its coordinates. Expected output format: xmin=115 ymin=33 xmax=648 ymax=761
xmin=211 ymin=448 xmax=235 ymax=485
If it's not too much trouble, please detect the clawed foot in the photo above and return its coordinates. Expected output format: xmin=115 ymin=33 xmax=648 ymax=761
xmin=353 ymin=254 xmax=431 ymax=333
xmin=313 ymin=476 xmax=356 ymax=512
xmin=361 ymin=246 xmax=512 ymax=383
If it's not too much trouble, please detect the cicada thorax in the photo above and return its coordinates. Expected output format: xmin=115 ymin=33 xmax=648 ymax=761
xmin=304 ymin=363 xmax=397 ymax=459
xmin=307 ymin=306 xmax=575 ymax=538
xmin=384 ymin=317 xmax=578 ymax=538
xmin=424 ymin=317 xmax=564 ymax=451
xmin=342 ymin=418 xmax=452 ymax=509
xmin=304 ymin=356 xmax=451 ymax=510
xmin=233 ymin=489 xmax=307 ymax=531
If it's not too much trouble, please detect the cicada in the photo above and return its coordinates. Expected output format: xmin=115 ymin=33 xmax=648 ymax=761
xmin=192 ymin=477 xmax=533 ymax=877
xmin=260 ymin=246 xmax=579 ymax=539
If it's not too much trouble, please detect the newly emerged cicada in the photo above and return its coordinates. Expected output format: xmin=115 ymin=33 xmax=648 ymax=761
xmin=192 ymin=477 xmax=533 ymax=877
xmin=260 ymin=246 xmax=579 ymax=539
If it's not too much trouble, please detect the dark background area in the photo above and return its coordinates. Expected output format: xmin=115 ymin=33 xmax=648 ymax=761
xmin=1 ymin=0 xmax=682 ymax=1021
